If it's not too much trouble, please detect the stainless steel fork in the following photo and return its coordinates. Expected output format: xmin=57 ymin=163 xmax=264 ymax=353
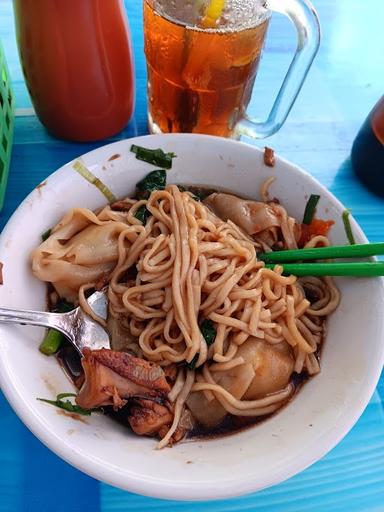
xmin=0 ymin=290 xmax=110 ymax=353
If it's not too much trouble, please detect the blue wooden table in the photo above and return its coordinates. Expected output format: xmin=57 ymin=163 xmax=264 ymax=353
xmin=1 ymin=1 xmax=383 ymax=510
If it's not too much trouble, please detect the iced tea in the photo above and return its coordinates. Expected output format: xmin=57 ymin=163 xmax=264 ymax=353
xmin=144 ymin=0 xmax=269 ymax=137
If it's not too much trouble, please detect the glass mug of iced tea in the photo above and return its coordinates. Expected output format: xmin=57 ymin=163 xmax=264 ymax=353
xmin=144 ymin=0 xmax=320 ymax=138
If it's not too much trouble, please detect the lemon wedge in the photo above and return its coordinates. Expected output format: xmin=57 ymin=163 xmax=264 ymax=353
xmin=202 ymin=0 xmax=226 ymax=28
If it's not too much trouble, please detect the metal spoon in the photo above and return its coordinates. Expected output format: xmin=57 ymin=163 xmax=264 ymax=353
xmin=0 ymin=290 xmax=110 ymax=354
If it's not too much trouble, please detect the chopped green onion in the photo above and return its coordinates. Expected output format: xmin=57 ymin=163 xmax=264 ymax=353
xmin=342 ymin=209 xmax=356 ymax=245
xmin=185 ymin=354 xmax=199 ymax=371
xmin=39 ymin=329 xmax=65 ymax=356
xmin=41 ymin=228 xmax=51 ymax=242
xmin=39 ymin=300 xmax=75 ymax=355
xmin=131 ymin=145 xmax=176 ymax=169
xmin=302 ymin=194 xmax=321 ymax=225
xmin=37 ymin=392 xmax=96 ymax=416
xmin=73 ymin=160 xmax=116 ymax=203
xmin=200 ymin=319 xmax=216 ymax=346
xmin=136 ymin=170 xmax=167 ymax=196
xmin=134 ymin=205 xmax=151 ymax=224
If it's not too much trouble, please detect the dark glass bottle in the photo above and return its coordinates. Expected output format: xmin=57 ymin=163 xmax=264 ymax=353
xmin=351 ymin=96 xmax=384 ymax=196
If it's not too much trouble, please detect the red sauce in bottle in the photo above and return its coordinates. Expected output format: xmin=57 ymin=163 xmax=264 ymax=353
xmin=13 ymin=0 xmax=135 ymax=142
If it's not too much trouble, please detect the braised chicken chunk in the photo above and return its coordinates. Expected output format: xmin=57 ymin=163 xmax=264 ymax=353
xmin=76 ymin=348 xmax=170 ymax=410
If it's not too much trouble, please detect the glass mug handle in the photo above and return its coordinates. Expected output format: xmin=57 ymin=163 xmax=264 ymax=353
xmin=236 ymin=0 xmax=320 ymax=139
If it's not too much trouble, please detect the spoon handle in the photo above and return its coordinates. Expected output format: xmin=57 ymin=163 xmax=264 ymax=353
xmin=0 ymin=307 xmax=74 ymax=341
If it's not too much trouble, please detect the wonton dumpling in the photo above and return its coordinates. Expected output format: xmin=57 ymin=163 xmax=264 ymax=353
xmin=204 ymin=193 xmax=280 ymax=235
xmin=31 ymin=207 xmax=132 ymax=302
xmin=237 ymin=338 xmax=294 ymax=400
xmin=186 ymin=362 xmax=255 ymax=428
xmin=65 ymin=223 xmax=127 ymax=265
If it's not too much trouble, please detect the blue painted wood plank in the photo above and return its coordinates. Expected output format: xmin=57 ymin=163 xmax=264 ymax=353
xmin=0 ymin=392 xmax=101 ymax=512
xmin=100 ymin=396 xmax=384 ymax=511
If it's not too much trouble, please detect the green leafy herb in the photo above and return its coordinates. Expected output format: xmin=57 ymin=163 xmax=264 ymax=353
xmin=177 ymin=185 xmax=200 ymax=201
xmin=200 ymin=319 xmax=216 ymax=346
xmin=134 ymin=205 xmax=151 ymax=224
xmin=185 ymin=354 xmax=199 ymax=371
xmin=302 ymin=194 xmax=321 ymax=225
xmin=131 ymin=144 xmax=176 ymax=169
xmin=37 ymin=393 xmax=97 ymax=416
xmin=136 ymin=169 xmax=167 ymax=194
xmin=56 ymin=299 xmax=75 ymax=313
xmin=185 ymin=321 xmax=216 ymax=370
xmin=41 ymin=228 xmax=51 ymax=242
xmin=190 ymin=189 xmax=205 ymax=202
xmin=39 ymin=300 xmax=75 ymax=355
xmin=342 ymin=209 xmax=356 ymax=245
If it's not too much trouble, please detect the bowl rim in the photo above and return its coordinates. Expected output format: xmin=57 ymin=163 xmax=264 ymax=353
xmin=0 ymin=133 xmax=383 ymax=501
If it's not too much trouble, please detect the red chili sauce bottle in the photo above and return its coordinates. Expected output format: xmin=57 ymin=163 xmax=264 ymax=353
xmin=13 ymin=0 xmax=135 ymax=142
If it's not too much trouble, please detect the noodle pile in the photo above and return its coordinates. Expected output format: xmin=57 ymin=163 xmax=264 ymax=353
xmin=32 ymin=184 xmax=340 ymax=448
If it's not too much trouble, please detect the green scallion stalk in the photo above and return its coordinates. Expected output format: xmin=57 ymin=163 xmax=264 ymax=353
xmin=39 ymin=300 xmax=74 ymax=356
xmin=342 ymin=209 xmax=356 ymax=245
xmin=39 ymin=329 xmax=65 ymax=356
xmin=302 ymin=194 xmax=321 ymax=225
xmin=73 ymin=160 xmax=116 ymax=203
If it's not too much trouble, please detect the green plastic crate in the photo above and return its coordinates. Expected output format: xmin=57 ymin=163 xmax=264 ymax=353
xmin=0 ymin=41 xmax=14 ymax=211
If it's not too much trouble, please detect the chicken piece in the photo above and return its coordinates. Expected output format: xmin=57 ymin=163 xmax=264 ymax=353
xmin=76 ymin=348 xmax=170 ymax=410
xmin=128 ymin=398 xmax=173 ymax=436
xmin=128 ymin=398 xmax=193 ymax=444
xmin=204 ymin=193 xmax=280 ymax=235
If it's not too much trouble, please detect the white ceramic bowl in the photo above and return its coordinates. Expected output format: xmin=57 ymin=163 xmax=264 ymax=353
xmin=0 ymin=134 xmax=383 ymax=501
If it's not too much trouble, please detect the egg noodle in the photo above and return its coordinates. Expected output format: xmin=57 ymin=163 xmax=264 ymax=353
xmin=32 ymin=184 xmax=340 ymax=448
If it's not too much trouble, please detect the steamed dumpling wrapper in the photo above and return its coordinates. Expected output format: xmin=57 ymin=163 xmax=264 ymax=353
xmin=204 ymin=193 xmax=281 ymax=235
xmin=31 ymin=207 xmax=135 ymax=302
xmin=187 ymin=362 xmax=256 ymax=428
xmin=237 ymin=339 xmax=294 ymax=400
xmin=187 ymin=338 xmax=294 ymax=427
xmin=203 ymin=192 xmax=302 ymax=249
